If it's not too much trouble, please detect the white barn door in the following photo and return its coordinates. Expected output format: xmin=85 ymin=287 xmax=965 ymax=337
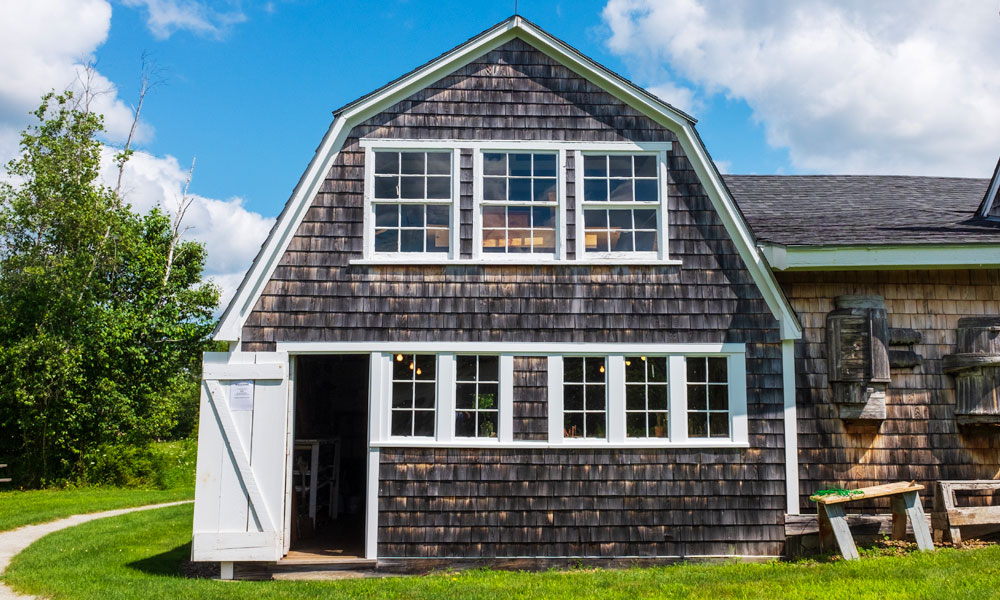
xmin=191 ymin=351 xmax=289 ymax=562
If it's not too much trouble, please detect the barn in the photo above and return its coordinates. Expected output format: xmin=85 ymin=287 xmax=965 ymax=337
xmin=192 ymin=16 xmax=1000 ymax=576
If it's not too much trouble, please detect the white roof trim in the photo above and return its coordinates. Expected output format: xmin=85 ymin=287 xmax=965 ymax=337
xmin=214 ymin=16 xmax=803 ymax=342
xmin=981 ymin=160 xmax=1000 ymax=219
xmin=762 ymin=243 xmax=1000 ymax=271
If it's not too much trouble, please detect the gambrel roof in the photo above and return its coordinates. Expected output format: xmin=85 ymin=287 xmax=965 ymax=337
xmin=213 ymin=16 xmax=810 ymax=342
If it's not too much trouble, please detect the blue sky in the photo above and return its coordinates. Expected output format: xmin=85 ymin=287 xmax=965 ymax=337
xmin=93 ymin=0 xmax=789 ymax=217
xmin=3 ymin=0 xmax=997 ymax=304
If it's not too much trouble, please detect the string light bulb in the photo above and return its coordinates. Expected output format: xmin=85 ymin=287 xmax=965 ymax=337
xmin=396 ymin=354 xmax=404 ymax=362
xmin=409 ymin=362 xmax=414 ymax=371
xmin=625 ymin=360 xmax=631 ymax=366
xmin=640 ymin=356 xmax=646 ymax=361
xmin=599 ymin=365 xmax=605 ymax=373
xmin=416 ymin=368 xmax=423 ymax=376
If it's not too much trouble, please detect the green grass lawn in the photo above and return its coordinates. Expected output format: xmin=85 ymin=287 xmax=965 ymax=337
xmin=4 ymin=504 xmax=1000 ymax=600
xmin=0 ymin=440 xmax=194 ymax=532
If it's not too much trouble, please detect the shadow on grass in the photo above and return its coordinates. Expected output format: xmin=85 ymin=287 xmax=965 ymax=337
xmin=127 ymin=542 xmax=191 ymax=577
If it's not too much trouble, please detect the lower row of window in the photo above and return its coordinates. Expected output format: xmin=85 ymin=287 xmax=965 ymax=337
xmin=388 ymin=353 xmax=732 ymax=441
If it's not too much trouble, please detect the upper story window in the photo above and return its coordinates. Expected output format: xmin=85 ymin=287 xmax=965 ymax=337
xmin=371 ymin=150 xmax=453 ymax=254
xmin=579 ymin=153 xmax=661 ymax=256
xmin=481 ymin=152 xmax=558 ymax=255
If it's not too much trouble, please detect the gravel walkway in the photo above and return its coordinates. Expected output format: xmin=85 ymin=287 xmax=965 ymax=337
xmin=0 ymin=501 xmax=192 ymax=599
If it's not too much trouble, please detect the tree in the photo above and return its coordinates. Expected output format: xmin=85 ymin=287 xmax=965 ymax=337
xmin=0 ymin=91 xmax=219 ymax=485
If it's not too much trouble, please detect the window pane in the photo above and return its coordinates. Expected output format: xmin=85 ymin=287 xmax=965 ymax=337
xmin=414 ymin=382 xmax=435 ymax=408
xmin=585 ymin=385 xmax=605 ymax=410
xmin=609 ymin=155 xmax=632 ymax=177
xmin=426 ymin=229 xmax=448 ymax=252
xmin=608 ymin=210 xmax=633 ymax=229
xmin=393 ymin=354 xmax=413 ymax=380
xmin=479 ymin=356 xmax=499 ymax=381
xmin=456 ymin=411 xmax=475 ymax=437
xmin=709 ymin=385 xmax=728 ymax=410
xmin=584 ymin=209 xmax=607 ymax=228
xmin=483 ymin=153 xmax=506 ymax=176
xmin=426 ymin=176 xmax=451 ymax=199
xmin=508 ymin=178 xmax=531 ymax=201
xmin=532 ymin=206 xmax=555 ymax=228
xmin=391 ymin=411 xmax=412 ymax=436
xmin=708 ymin=357 xmax=728 ymax=383
xmin=375 ymin=204 xmax=398 ymax=226
xmin=586 ymin=413 xmax=606 ymax=438
xmin=400 ymin=152 xmax=424 ymax=175
xmin=625 ymin=357 xmax=644 ymax=382
xmin=482 ymin=206 xmax=506 ymax=228
xmin=509 ymin=153 xmax=532 ymax=177
xmin=508 ymin=206 xmax=531 ymax=228
xmin=426 ymin=152 xmax=451 ymax=175
xmin=416 ymin=355 xmax=436 ymax=380
xmin=634 ymin=154 xmax=657 ymax=177
xmin=609 ymin=179 xmax=632 ymax=202
xmin=413 ymin=410 xmax=435 ymax=436
xmin=687 ymin=357 xmax=707 ymax=382
xmin=649 ymin=413 xmax=668 ymax=437
xmin=374 ymin=229 xmax=398 ymax=252
xmin=587 ymin=230 xmax=609 ymax=252
xmin=626 ymin=385 xmax=645 ymax=410
xmin=534 ymin=153 xmax=557 ymax=177
xmin=482 ymin=228 xmax=506 ymax=252
xmin=583 ymin=155 xmax=606 ymax=177
xmin=479 ymin=412 xmax=498 ymax=438
xmin=478 ymin=384 xmax=498 ymax=409
xmin=583 ymin=179 xmax=607 ymax=201
xmin=688 ymin=385 xmax=707 ymax=410
xmin=374 ymin=176 xmax=399 ymax=199
xmin=400 ymin=176 xmax=424 ymax=199
xmin=400 ymin=229 xmax=423 ymax=252
xmin=391 ymin=382 xmax=412 ymax=408
xmin=400 ymin=205 xmax=424 ymax=227
xmin=709 ymin=413 xmax=729 ymax=438
xmin=647 ymin=357 xmax=668 ymax=382
xmin=483 ymin=177 xmax=506 ymax=201
xmin=688 ymin=413 xmax=707 ymax=438
xmin=634 ymin=231 xmax=657 ymax=252
xmin=564 ymin=411 xmax=584 ymax=438
xmin=634 ymin=179 xmax=658 ymax=202
xmin=648 ymin=385 xmax=668 ymax=411
xmin=456 ymin=355 xmax=477 ymax=381
xmin=564 ymin=357 xmax=583 ymax=382
xmin=633 ymin=209 xmax=657 ymax=229
xmin=534 ymin=229 xmax=556 ymax=251
xmin=426 ymin=205 xmax=450 ymax=227
xmin=585 ymin=357 xmax=605 ymax=381
xmin=456 ymin=383 xmax=476 ymax=409
xmin=564 ymin=384 xmax=583 ymax=410
xmin=374 ymin=152 xmax=399 ymax=174
xmin=626 ymin=412 xmax=646 ymax=438
xmin=533 ymin=178 xmax=557 ymax=202
xmin=507 ymin=230 xmax=531 ymax=252
xmin=611 ymin=230 xmax=634 ymax=252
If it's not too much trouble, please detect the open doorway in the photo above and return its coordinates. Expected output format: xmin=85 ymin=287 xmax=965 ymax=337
xmin=288 ymin=354 xmax=369 ymax=560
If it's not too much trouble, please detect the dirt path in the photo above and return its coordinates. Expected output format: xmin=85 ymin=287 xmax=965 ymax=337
xmin=0 ymin=500 xmax=192 ymax=599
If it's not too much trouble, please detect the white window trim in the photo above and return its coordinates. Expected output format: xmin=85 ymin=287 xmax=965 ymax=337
xmin=574 ymin=148 xmax=670 ymax=261
xmin=362 ymin=145 xmax=461 ymax=260
xmin=357 ymin=139 xmax=675 ymax=266
xmin=335 ymin=341 xmax=746 ymax=450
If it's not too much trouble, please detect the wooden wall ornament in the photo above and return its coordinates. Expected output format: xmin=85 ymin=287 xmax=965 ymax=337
xmin=826 ymin=295 xmax=889 ymax=421
xmin=943 ymin=317 xmax=1000 ymax=426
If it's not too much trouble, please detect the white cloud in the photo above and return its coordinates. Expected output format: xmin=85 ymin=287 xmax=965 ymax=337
xmin=122 ymin=0 xmax=247 ymax=40
xmin=602 ymin=0 xmax=1000 ymax=176
xmin=0 ymin=0 xmax=268 ymax=310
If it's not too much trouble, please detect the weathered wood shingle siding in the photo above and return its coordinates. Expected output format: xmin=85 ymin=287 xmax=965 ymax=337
xmin=512 ymin=356 xmax=547 ymax=441
xmin=780 ymin=269 xmax=1000 ymax=512
xmin=243 ymin=38 xmax=787 ymax=557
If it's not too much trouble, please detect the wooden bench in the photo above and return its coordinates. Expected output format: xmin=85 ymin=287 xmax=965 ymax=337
xmin=811 ymin=481 xmax=934 ymax=560
xmin=0 ymin=464 xmax=9 ymax=484
xmin=932 ymin=480 xmax=1000 ymax=548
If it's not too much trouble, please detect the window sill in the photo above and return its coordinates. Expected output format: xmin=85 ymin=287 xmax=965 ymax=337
xmin=350 ymin=258 xmax=683 ymax=267
xmin=371 ymin=440 xmax=749 ymax=450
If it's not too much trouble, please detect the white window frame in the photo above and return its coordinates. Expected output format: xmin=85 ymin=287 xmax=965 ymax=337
xmin=574 ymin=148 xmax=670 ymax=261
xmin=356 ymin=139 xmax=677 ymax=266
xmin=474 ymin=149 xmax=564 ymax=261
xmin=362 ymin=145 xmax=461 ymax=260
xmin=300 ymin=341 xmax=746 ymax=449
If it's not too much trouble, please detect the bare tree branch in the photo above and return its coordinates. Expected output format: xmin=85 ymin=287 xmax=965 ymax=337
xmin=162 ymin=157 xmax=197 ymax=287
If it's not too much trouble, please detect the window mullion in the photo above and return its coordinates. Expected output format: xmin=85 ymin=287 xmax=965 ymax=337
xmin=607 ymin=355 xmax=626 ymax=444
xmin=437 ymin=353 xmax=455 ymax=442
xmin=668 ymin=355 xmax=688 ymax=442
xmin=547 ymin=356 xmax=564 ymax=443
xmin=499 ymin=355 xmax=514 ymax=444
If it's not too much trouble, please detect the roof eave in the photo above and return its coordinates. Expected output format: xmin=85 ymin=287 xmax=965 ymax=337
xmin=760 ymin=241 xmax=1000 ymax=271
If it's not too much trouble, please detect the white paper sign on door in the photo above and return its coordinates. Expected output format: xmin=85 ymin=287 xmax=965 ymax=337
xmin=230 ymin=380 xmax=254 ymax=411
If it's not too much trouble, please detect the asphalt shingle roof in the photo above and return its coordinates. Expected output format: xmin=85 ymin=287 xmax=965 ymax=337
xmin=723 ymin=175 xmax=1000 ymax=246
